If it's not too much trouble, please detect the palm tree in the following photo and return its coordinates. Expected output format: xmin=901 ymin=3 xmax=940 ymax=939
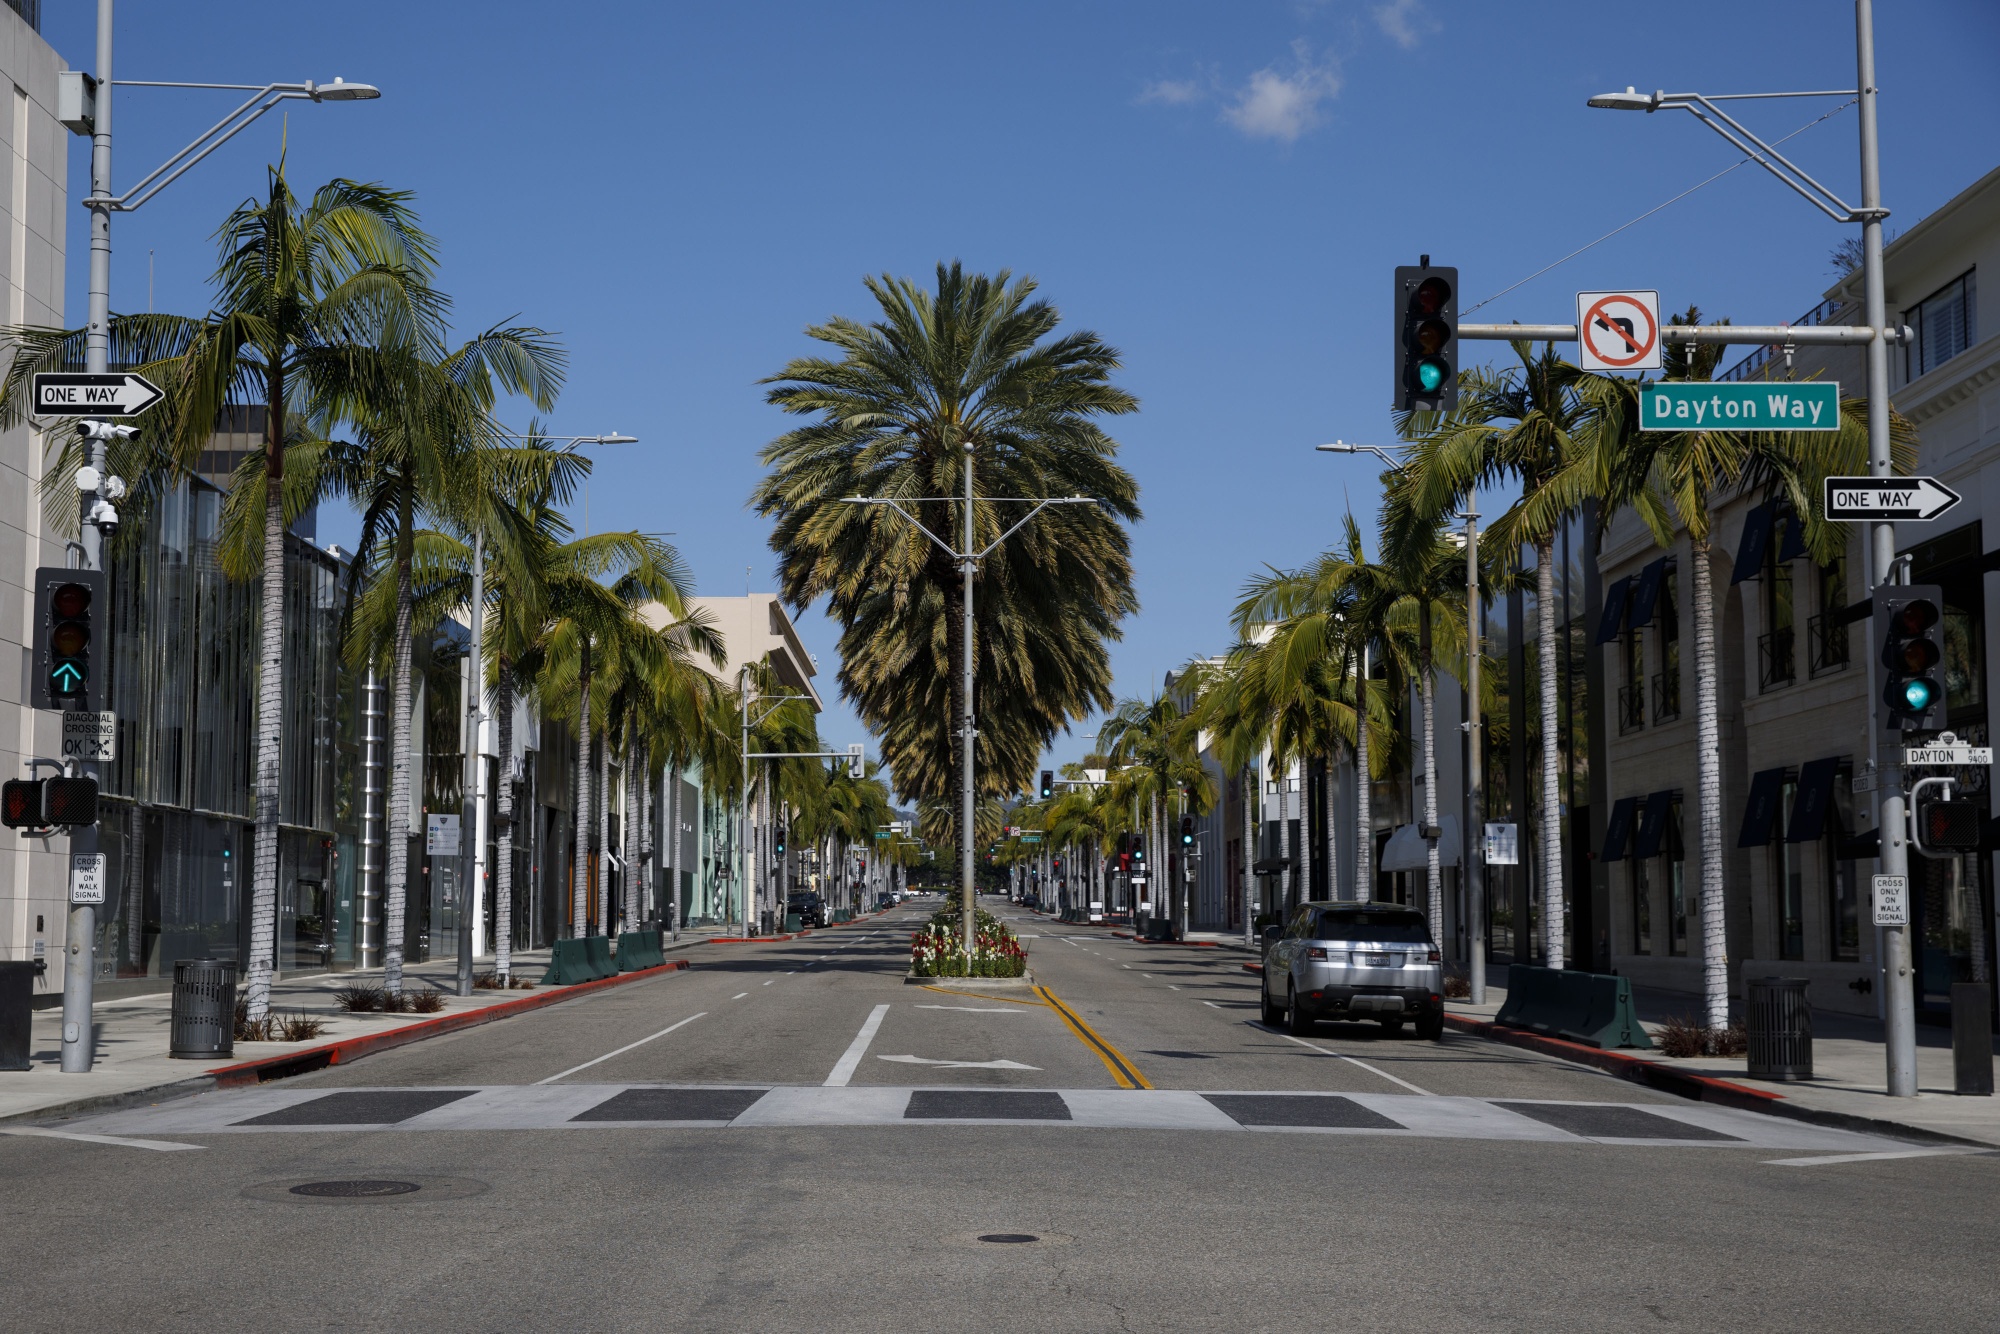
xmin=1099 ymin=688 xmax=1215 ymax=933
xmin=1607 ymin=312 xmax=1912 ymax=1028
xmin=752 ymin=262 xmax=1142 ymax=870
xmin=1397 ymin=342 xmax=1623 ymax=970
xmin=0 ymin=166 xmax=435 ymax=1019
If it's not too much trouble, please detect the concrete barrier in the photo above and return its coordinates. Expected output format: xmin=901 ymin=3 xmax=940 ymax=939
xmin=1493 ymin=963 xmax=1653 ymax=1050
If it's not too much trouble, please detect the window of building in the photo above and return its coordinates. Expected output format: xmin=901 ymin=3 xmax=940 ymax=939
xmin=1619 ymin=620 xmax=1644 ymax=735
xmin=1665 ymin=798 xmax=1688 ymax=957
xmin=1945 ymin=602 xmax=1985 ymax=715
xmin=1632 ymin=858 xmax=1651 ymax=955
xmin=1810 ymin=553 xmax=1850 ymax=676
xmin=1827 ymin=769 xmax=1859 ymax=962
xmin=1760 ymin=537 xmax=1795 ymax=691
xmin=1775 ymin=777 xmax=1804 ymax=960
xmin=1904 ymin=269 xmax=1977 ymax=382
xmin=1655 ymin=570 xmax=1681 ymax=721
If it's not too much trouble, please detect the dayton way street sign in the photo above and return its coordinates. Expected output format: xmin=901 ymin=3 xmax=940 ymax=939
xmin=1824 ymin=475 xmax=1962 ymax=522
xmin=1576 ymin=290 xmax=1661 ymax=372
xmin=32 ymin=371 xmax=164 ymax=417
xmin=1901 ymin=742 xmax=1993 ymax=767
xmin=1639 ymin=381 xmax=1839 ymax=432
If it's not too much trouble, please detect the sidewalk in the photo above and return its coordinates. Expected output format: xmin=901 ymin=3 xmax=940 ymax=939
xmin=2 ymin=928 xmax=727 ymax=1126
xmin=1449 ymin=979 xmax=2000 ymax=1148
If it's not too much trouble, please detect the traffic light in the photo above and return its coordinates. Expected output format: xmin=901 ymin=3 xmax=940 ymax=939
xmin=774 ymin=827 xmax=786 ymax=856
xmin=1918 ymin=797 xmax=1981 ymax=851
xmin=1 ymin=775 xmax=97 ymax=828
xmin=1039 ymin=770 xmax=1054 ymax=800
xmin=2 ymin=780 xmax=41 ymax=828
xmin=32 ymin=567 xmax=106 ymax=711
xmin=1393 ymin=259 xmax=1458 ymax=414
xmin=1180 ymin=816 xmax=1195 ymax=847
xmin=1875 ymin=585 xmax=1946 ymax=736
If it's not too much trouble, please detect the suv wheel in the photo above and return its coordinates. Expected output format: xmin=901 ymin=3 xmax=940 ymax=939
xmin=1380 ymin=1019 xmax=1405 ymax=1035
xmin=1260 ymin=981 xmax=1283 ymax=1027
xmin=1286 ymin=986 xmax=1313 ymax=1036
xmin=1416 ymin=1010 xmax=1445 ymax=1041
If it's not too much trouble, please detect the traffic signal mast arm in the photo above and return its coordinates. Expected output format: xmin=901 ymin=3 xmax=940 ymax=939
xmin=1455 ymin=321 xmax=1910 ymax=346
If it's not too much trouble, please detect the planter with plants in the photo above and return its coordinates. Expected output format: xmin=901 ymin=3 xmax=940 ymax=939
xmin=904 ymin=905 xmax=1033 ymax=986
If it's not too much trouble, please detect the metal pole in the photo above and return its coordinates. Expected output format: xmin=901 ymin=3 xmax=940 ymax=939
xmin=960 ymin=443 xmax=976 ymax=956
xmin=1856 ymin=0 xmax=1915 ymax=1098
xmin=457 ymin=528 xmax=482 ymax=997
xmin=739 ymin=664 xmax=750 ymax=937
xmin=1464 ymin=508 xmax=1486 ymax=1006
xmin=61 ymin=0 xmax=116 ymax=1074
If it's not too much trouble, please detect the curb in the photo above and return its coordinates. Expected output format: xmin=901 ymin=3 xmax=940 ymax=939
xmin=1445 ymin=1013 xmax=1996 ymax=1149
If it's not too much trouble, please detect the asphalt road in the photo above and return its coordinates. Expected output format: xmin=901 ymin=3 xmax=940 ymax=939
xmin=6 ymin=896 xmax=1998 ymax=1333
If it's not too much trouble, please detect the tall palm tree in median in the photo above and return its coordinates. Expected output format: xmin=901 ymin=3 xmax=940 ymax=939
xmin=752 ymin=262 xmax=1142 ymax=873
xmin=1606 ymin=313 xmax=1912 ymax=1028
xmin=0 ymin=166 xmax=435 ymax=1019
xmin=1398 ymin=342 xmax=1622 ymax=970
xmin=1099 ymin=687 xmax=1214 ymax=933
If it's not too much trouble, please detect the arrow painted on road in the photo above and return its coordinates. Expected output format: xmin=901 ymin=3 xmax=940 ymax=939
xmin=1824 ymin=475 xmax=1962 ymax=522
xmin=876 ymin=1054 xmax=1041 ymax=1070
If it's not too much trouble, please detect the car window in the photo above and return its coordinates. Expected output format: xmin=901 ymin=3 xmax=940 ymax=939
xmin=1314 ymin=910 xmax=1429 ymax=943
xmin=1286 ymin=907 xmax=1317 ymax=938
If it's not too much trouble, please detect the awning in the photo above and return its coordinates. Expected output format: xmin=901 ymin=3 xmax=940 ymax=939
xmin=1738 ymin=767 xmax=1788 ymax=847
xmin=1629 ymin=556 xmax=1671 ymax=628
xmin=1601 ymin=796 xmax=1640 ymax=862
xmin=1594 ymin=576 xmax=1634 ymax=645
xmin=1776 ymin=508 xmax=1808 ymax=562
xmin=1380 ymin=815 xmax=1461 ymax=872
xmin=1731 ymin=502 xmax=1774 ymax=585
xmin=1785 ymin=757 xmax=1841 ymax=843
xmin=1634 ymin=790 xmax=1678 ymax=860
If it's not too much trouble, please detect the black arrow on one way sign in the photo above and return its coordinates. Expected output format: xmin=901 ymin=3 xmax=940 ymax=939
xmin=1823 ymin=475 xmax=1962 ymax=522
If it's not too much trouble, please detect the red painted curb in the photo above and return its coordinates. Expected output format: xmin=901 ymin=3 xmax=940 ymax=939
xmin=1443 ymin=1014 xmax=1783 ymax=1110
xmin=1241 ymin=962 xmax=1264 ymax=975
xmin=207 ymin=960 xmax=691 ymax=1088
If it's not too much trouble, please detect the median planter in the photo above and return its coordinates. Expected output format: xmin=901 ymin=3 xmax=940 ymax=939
xmin=904 ymin=970 xmax=1037 ymax=989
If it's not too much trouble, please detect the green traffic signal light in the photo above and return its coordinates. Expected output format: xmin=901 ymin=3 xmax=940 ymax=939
xmin=1903 ymin=678 xmax=1940 ymax=711
xmin=1416 ymin=358 xmax=1448 ymax=392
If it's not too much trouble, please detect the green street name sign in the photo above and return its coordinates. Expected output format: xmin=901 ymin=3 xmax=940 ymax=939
xmin=1639 ymin=381 xmax=1839 ymax=432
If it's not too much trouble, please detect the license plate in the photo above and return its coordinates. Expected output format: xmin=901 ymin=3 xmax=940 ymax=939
xmin=1357 ymin=952 xmax=1391 ymax=967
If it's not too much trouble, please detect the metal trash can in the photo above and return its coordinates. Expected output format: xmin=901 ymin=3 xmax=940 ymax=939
xmin=0 ymin=960 xmax=34 ymax=1071
xmin=1746 ymin=976 xmax=1812 ymax=1081
xmin=169 ymin=959 xmax=236 ymax=1060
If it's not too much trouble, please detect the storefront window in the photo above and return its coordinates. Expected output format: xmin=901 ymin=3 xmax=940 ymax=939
xmin=1666 ymin=798 xmax=1688 ymax=957
xmin=1632 ymin=859 xmax=1651 ymax=955
xmin=1828 ymin=770 xmax=1859 ymax=962
xmin=1776 ymin=778 xmax=1803 ymax=960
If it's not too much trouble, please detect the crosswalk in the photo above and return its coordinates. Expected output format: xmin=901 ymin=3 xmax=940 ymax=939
xmin=70 ymin=1083 xmax=1907 ymax=1154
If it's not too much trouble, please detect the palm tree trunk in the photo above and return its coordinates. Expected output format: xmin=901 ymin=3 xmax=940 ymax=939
xmin=384 ymin=485 xmax=416 ymax=994
xmin=494 ymin=658 xmax=516 ymax=982
xmin=1421 ymin=605 xmax=1443 ymax=944
xmin=623 ymin=725 xmax=640 ymax=933
xmin=244 ymin=448 xmax=286 ymax=1020
xmin=1325 ymin=748 xmax=1340 ymax=903
xmin=1297 ymin=760 xmax=1312 ymax=907
xmin=1691 ymin=535 xmax=1728 ymax=1029
xmin=667 ymin=761 xmax=681 ymax=937
xmin=1242 ymin=768 xmax=1254 ymax=941
xmin=1536 ymin=532 xmax=1565 ymax=969
xmin=1356 ymin=647 xmax=1373 ymax=900
xmin=598 ymin=728 xmax=612 ymax=934
xmin=1278 ymin=772 xmax=1292 ymax=914
xmin=571 ymin=639 xmax=591 ymax=939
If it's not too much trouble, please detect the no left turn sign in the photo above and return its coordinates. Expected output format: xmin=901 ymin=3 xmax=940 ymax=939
xmin=1577 ymin=290 xmax=1661 ymax=372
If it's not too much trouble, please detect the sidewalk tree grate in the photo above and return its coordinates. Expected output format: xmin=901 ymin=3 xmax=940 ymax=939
xmin=570 ymin=1088 xmax=769 ymax=1122
xmin=904 ymin=1090 xmax=1072 ymax=1121
xmin=1493 ymin=1101 xmax=1741 ymax=1141
xmin=289 ymin=1179 xmax=421 ymax=1198
xmin=234 ymin=1089 xmax=477 ymax=1127
xmin=1203 ymin=1094 xmax=1404 ymax=1130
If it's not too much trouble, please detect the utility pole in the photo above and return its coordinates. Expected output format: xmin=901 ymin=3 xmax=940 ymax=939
xmin=457 ymin=527 xmax=483 ymax=997
xmin=1462 ymin=507 xmax=1486 ymax=1005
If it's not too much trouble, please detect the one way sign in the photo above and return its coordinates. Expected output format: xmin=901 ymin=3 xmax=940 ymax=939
xmin=32 ymin=371 xmax=164 ymax=417
xmin=1824 ymin=476 xmax=1962 ymax=523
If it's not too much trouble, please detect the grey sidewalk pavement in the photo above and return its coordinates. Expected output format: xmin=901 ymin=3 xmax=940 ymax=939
xmin=1 ymin=924 xmax=735 ymax=1126
xmin=1450 ymin=978 xmax=2000 ymax=1148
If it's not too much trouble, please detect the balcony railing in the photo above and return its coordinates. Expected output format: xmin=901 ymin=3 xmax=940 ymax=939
xmin=1759 ymin=628 xmax=1796 ymax=692
xmin=1652 ymin=668 xmax=1682 ymax=722
xmin=1617 ymin=685 xmax=1644 ymax=735
xmin=1808 ymin=612 xmax=1850 ymax=677
xmin=1716 ymin=296 xmax=1850 ymax=383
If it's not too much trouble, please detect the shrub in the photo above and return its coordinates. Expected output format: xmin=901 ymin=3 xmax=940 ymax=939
xmin=333 ymin=985 xmax=385 ymax=1012
xmin=380 ymin=989 xmax=413 ymax=1014
xmin=909 ymin=917 xmax=1028 ymax=979
xmin=232 ymin=998 xmax=276 ymax=1042
xmin=277 ymin=1012 xmax=328 ymax=1042
xmin=409 ymin=989 xmax=446 ymax=1013
xmin=1442 ymin=971 xmax=1471 ymax=1000
xmin=1656 ymin=1015 xmax=1749 ymax=1058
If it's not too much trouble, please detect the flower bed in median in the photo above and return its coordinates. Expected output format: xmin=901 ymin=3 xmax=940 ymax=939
xmin=910 ymin=905 xmax=1028 ymax=978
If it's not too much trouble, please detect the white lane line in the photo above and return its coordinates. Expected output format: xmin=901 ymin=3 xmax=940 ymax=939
xmin=824 ymin=1003 xmax=892 ymax=1087
xmin=762 ymin=980 xmax=775 ymax=986
xmin=913 ymin=1004 xmax=1024 ymax=1013
xmin=1763 ymin=1147 xmax=1989 ymax=1167
xmin=535 ymin=1012 xmax=708 ymax=1085
xmin=1203 ymin=1000 xmax=1228 ymax=1009
xmin=1168 ymin=985 xmax=1182 ymax=991
xmin=1270 ymin=1028 xmax=1433 ymax=1096
xmin=787 ymin=971 xmax=796 ymax=975
xmin=0 ymin=1126 xmax=203 ymax=1153
xmin=732 ymin=992 xmax=750 ymax=999
xmin=1142 ymin=973 xmax=1155 ymax=979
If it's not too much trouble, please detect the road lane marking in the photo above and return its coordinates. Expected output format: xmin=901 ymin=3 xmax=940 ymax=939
xmin=762 ymin=980 xmax=775 ymax=986
xmin=1036 ymin=985 xmax=1152 ymax=1090
xmin=913 ymin=1004 xmax=1026 ymax=1013
xmin=825 ymin=1003 xmax=892 ymax=1087
xmin=1168 ymin=985 xmax=1182 ymax=991
xmin=535 ymin=1012 xmax=708 ymax=1085
xmin=1768 ymin=1152 xmax=1984 ymax=1168
xmin=1268 ymin=1028 xmax=1432 ymax=1096
xmin=878 ymin=1054 xmax=1040 ymax=1070
xmin=1203 ymin=1001 xmax=1228 ymax=1009
xmin=0 ymin=1126 xmax=202 ymax=1152
xmin=917 ymin=985 xmax=1044 ymax=1005
xmin=732 ymin=992 xmax=749 ymax=999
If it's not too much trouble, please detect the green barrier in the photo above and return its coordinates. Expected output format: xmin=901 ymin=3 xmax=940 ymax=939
xmin=784 ymin=913 xmax=802 ymax=934
xmin=583 ymin=935 xmax=616 ymax=980
xmin=616 ymin=930 xmax=664 ymax=972
xmin=540 ymin=938 xmax=599 ymax=986
xmin=1493 ymin=963 xmax=1653 ymax=1049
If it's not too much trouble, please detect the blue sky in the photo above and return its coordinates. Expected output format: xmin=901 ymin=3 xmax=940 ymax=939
xmin=41 ymin=1 xmax=2000 ymax=787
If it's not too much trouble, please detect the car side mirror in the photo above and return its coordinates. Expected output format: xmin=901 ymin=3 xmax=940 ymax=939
xmin=1260 ymin=925 xmax=1281 ymax=947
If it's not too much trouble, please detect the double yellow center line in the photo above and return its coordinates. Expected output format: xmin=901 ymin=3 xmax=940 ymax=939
xmin=1036 ymin=985 xmax=1152 ymax=1090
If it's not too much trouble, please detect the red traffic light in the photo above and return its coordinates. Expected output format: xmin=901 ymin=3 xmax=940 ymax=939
xmin=42 ymin=776 xmax=98 ymax=826
xmin=50 ymin=582 xmax=90 ymax=618
xmin=2 ymin=779 xmax=40 ymax=828
xmin=1412 ymin=276 xmax=1451 ymax=315
xmin=1921 ymin=798 xmax=1981 ymax=850
xmin=1894 ymin=599 xmax=1940 ymax=635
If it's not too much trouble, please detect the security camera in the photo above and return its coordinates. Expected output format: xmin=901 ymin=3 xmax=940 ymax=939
xmin=73 ymin=421 xmax=137 ymax=442
xmin=88 ymin=497 xmax=118 ymax=533
xmin=101 ymin=474 xmax=127 ymax=501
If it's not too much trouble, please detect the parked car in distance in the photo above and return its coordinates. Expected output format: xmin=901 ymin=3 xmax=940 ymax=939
xmin=786 ymin=891 xmax=828 ymax=929
xmin=1260 ymin=901 xmax=1444 ymax=1040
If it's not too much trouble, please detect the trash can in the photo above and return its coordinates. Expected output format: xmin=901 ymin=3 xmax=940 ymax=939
xmin=0 ymin=959 xmax=33 ymax=1071
xmin=1746 ymin=976 xmax=1812 ymax=1081
xmin=169 ymin=959 xmax=236 ymax=1060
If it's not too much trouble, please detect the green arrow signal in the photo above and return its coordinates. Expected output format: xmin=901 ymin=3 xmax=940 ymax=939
xmin=50 ymin=661 xmax=84 ymax=692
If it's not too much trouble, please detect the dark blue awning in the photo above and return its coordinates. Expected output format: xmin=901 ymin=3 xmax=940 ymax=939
xmin=1634 ymin=790 xmax=1677 ymax=860
xmin=1601 ymin=796 xmax=1640 ymax=862
xmin=1629 ymin=556 xmax=1671 ymax=628
xmin=1594 ymin=577 xmax=1634 ymax=645
xmin=1731 ymin=502 xmax=1774 ymax=585
xmin=1786 ymin=757 xmax=1841 ymax=843
xmin=1777 ymin=509 xmax=1808 ymax=562
xmin=1738 ymin=767 xmax=1788 ymax=847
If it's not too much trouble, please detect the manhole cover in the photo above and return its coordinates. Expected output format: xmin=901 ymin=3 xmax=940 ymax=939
xmin=978 ymin=1233 xmax=1039 ymax=1244
xmin=289 ymin=1179 xmax=422 ymax=1198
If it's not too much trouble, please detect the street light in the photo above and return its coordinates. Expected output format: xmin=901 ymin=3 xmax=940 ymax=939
xmin=55 ymin=0 xmax=379 ymax=1074
xmin=1589 ymin=0 xmax=1916 ymax=1098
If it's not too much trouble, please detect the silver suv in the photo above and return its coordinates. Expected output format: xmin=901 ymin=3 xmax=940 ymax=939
xmin=1260 ymin=901 xmax=1444 ymax=1039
